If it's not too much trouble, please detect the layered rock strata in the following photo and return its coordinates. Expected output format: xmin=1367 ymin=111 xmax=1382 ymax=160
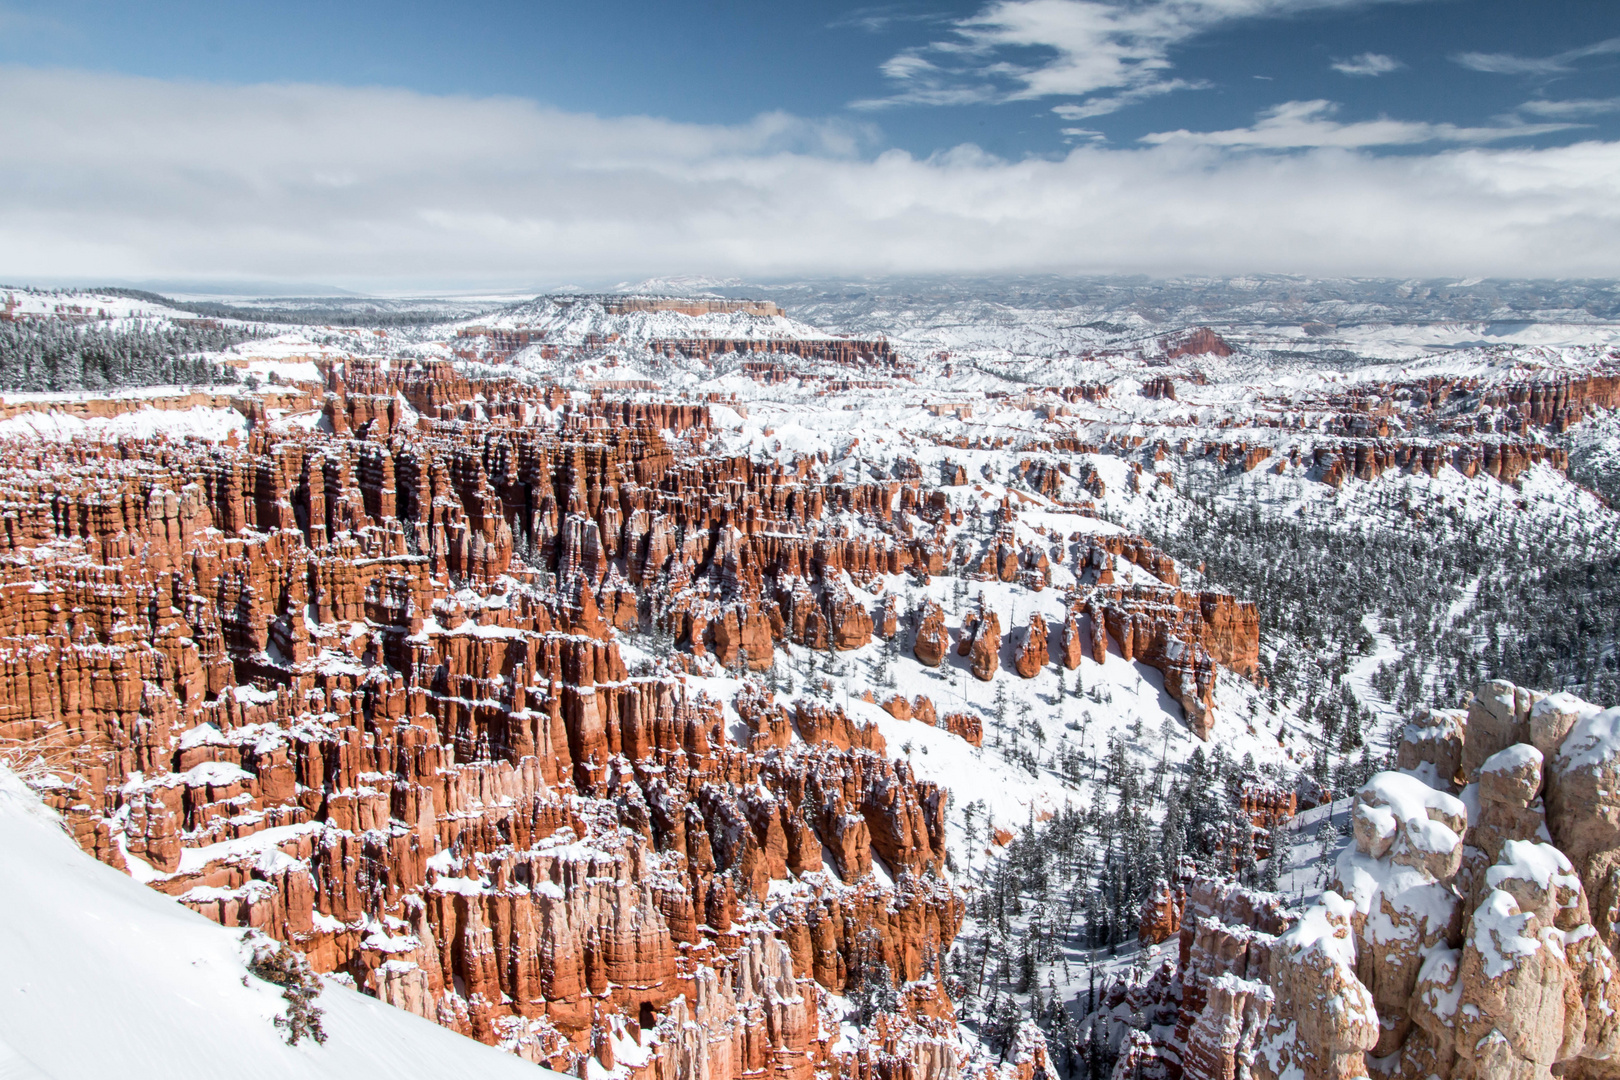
xmin=0 ymin=384 xmax=982 ymax=1080
xmin=0 ymin=359 xmax=1268 ymax=1078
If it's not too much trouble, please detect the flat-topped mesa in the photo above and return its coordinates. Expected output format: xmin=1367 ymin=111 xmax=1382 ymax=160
xmin=650 ymin=336 xmax=899 ymax=369
xmin=1159 ymin=327 xmax=1235 ymax=360
xmin=601 ymin=297 xmax=785 ymax=318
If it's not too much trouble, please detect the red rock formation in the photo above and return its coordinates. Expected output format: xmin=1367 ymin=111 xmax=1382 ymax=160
xmin=913 ymin=602 xmax=948 ymax=667
xmin=966 ymin=612 xmax=1001 ymax=682
xmin=822 ymin=580 xmax=874 ymax=651
xmin=1057 ymin=614 xmax=1086 ymax=670
xmin=0 ymin=380 xmax=973 ymax=1080
xmin=1138 ymin=880 xmax=1185 ymax=946
xmin=938 ymin=712 xmax=983 ymax=748
xmin=1161 ymin=327 xmax=1235 ymax=360
xmin=1072 ymin=581 xmax=1258 ymax=736
xmin=1140 ymin=375 xmax=1179 ymax=401
xmin=1012 ymin=614 xmax=1047 ymax=678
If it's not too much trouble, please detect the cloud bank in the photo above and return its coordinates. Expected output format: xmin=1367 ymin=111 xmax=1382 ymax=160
xmin=2 ymin=66 xmax=1620 ymax=290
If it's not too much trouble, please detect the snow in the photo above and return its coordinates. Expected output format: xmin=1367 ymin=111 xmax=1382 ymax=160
xmin=1362 ymin=771 xmax=1465 ymax=821
xmin=180 ymin=761 xmax=255 ymax=787
xmin=0 ymin=405 xmax=247 ymax=443
xmin=1277 ymin=890 xmax=1358 ymax=969
xmin=0 ymin=288 xmax=205 ymax=325
xmin=1480 ymin=743 xmax=1542 ymax=776
xmin=1470 ymin=888 xmax=1543 ymax=979
xmin=1413 ymin=946 xmax=1460 ymax=1022
xmin=1556 ymin=706 xmax=1620 ymax=772
xmin=172 ymin=822 xmax=324 ymax=876
xmin=8 ymin=281 xmax=1620 ymax=1068
xmin=1485 ymin=839 xmax=1581 ymax=897
xmin=242 ymin=359 xmax=323 ymax=384
xmin=0 ymin=766 xmax=570 ymax=1080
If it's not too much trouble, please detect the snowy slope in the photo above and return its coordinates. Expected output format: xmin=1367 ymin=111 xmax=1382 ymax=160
xmin=1 ymin=287 xmax=205 ymax=325
xmin=0 ymin=405 xmax=248 ymax=443
xmin=0 ymin=768 xmax=568 ymax=1080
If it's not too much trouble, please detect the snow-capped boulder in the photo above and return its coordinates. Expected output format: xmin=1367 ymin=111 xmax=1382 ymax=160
xmin=1346 ymin=771 xmax=1466 ymax=880
xmin=1546 ymin=702 xmax=1620 ymax=957
xmin=1451 ymin=840 xmax=1620 ymax=1077
xmin=1253 ymin=892 xmax=1379 ymax=1080
xmin=1333 ymin=771 xmax=1466 ymax=1058
xmin=1395 ymin=707 xmax=1465 ymax=792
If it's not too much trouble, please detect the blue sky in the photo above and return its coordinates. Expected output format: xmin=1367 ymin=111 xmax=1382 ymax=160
xmin=7 ymin=0 xmax=1619 ymax=155
xmin=2 ymin=0 xmax=1619 ymax=290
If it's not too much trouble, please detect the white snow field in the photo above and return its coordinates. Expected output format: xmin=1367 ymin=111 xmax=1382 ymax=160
xmin=0 ymin=404 xmax=248 ymax=442
xmin=0 ymin=767 xmax=568 ymax=1080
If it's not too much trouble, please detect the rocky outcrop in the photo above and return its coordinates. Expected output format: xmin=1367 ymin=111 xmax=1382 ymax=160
xmin=1546 ymin=698 xmax=1620 ymax=965
xmin=1111 ymin=679 xmax=1620 ymax=1080
xmin=964 ymin=611 xmax=1000 ymax=682
xmin=1093 ymin=877 xmax=1290 ymax=1080
xmin=1254 ymin=894 xmax=1377 ymax=1080
xmin=1252 ymin=680 xmax=1620 ymax=1080
xmin=1073 ymin=582 xmax=1257 ymax=737
xmin=1310 ymin=439 xmax=1567 ymax=488
xmin=0 ymin=367 xmax=979 ymax=1080
xmin=1013 ymin=614 xmax=1047 ymax=678
xmin=913 ymin=601 xmax=949 ymax=668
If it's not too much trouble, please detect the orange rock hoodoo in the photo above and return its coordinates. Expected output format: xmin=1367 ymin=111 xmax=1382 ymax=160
xmin=0 ymin=372 xmax=981 ymax=1080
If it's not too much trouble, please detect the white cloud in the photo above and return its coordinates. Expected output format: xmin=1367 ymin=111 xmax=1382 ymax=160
xmin=1456 ymin=36 xmax=1620 ymax=76
xmin=858 ymin=0 xmax=1420 ymax=112
xmin=1331 ymin=52 xmax=1402 ymax=76
xmin=1051 ymin=78 xmax=1206 ymax=120
xmin=1517 ymin=96 xmax=1620 ymax=119
xmin=2 ymin=67 xmax=1620 ymax=289
xmin=1141 ymin=99 xmax=1575 ymax=148
xmin=829 ymin=6 xmax=943 ymax=33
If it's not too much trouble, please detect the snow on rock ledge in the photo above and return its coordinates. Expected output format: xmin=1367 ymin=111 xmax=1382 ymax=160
xmin=1450 ymin=839 xmax=1620 ymax=1076
xmin=1253 ymin=891 xmax=1378 ymax=1080
xmin=1546 ymin=701 xmax=1620 ymax=966
xmin=1254 ymin=682 xmax=1620 ymax=1080
xmin=1346 ymin=770 xmax=1465 ymax=879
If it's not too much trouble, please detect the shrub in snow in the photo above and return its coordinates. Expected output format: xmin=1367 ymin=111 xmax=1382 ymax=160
xmin=243 ymin=932 xmax=328 ymax=1047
